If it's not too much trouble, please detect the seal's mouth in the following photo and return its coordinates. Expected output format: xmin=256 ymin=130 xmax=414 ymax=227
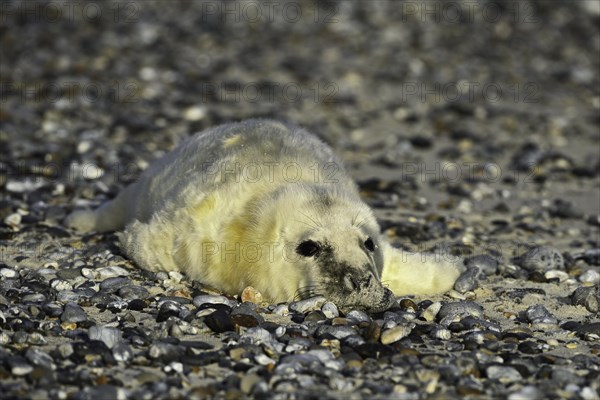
xmin=338 ymin=288 xmax=396 ymax=314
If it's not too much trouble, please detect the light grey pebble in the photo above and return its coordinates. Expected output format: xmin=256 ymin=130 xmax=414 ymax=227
xmin=57 ymin=343 xmax=74 ymax=359
xmin=112 ymin=342 xmax=134 ymax=363
xmin=192 ymin=295 xmax=237 ymax=308
xmin=321 ymin=302 xmax=339 ymax=319
xmin=89 ymin=325 xmax=122 ymax=349
xmin=438 ymin=301 xmax=484 ymax=320
xmin=0 ymin=267 xmax=18 ymax=278
xmin=454 ymin=267 xmax=481 ymax=292
xmin=525 ymin=304 xmax=558 ymax=325
xmin=486 ymin=365 xmax=522 ymax=383
xmin=21 ymin=293 xmax=46 ymax=303
xmin=381 ymin=323 xmax=414 ymax=344
xmin=60 ymin=302 xmax=87 ymax=323
xmin=289 ymin=296 xmax=326 ymax=314
xmin=315 ymin=325 xmax=356 ymax=340
xmin=345 ymin=310 xmax=371 ymax=324
xmin=508 ymin=385 xmax=544 ymax=400
xmin=50 ymin=279 xmax=73 ymax=291
xmin=579 ymin=269 xmax=600 ymax=284
xmin=430 ymin=326 xmax=452 ymax=340
xmin=421 ymin=302 xmax=442 ymax=321
xmin=517 ymin=246 xmax=564 ymax=272
xmin=8 ymin=356 xmax=33 ymax=376
xmin=27 ymin=332 xmax=47 ymax=345
xmin=572 ymin=286 xmax=599 ymax=313
xmin=272 ymin=304 xmax=289 ymax=316
xmin=465 ymin=254 xmax=499 ymax=275
xmin=57 ymin=289 xmax=86 ymax=304
xmin=544 ymin=270 xmax=569 ymax=282
xmin=96 ymin=266 xmax=130 ymax=279
xmin=25 ymin=348 xmax=55 ymax=370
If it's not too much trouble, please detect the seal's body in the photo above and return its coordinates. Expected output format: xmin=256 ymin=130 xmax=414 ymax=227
xmin=67 ymin=120 xmax=460 ymax=312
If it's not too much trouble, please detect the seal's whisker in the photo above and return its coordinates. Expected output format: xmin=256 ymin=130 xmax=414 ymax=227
xmin=297 ymin=209 xmax=323 ymax=229
xmin=294 ymin=284 xmax=325 ymax=300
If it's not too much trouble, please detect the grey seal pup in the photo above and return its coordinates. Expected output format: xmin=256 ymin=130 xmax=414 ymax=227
xmin=67 ymin=120 xmax=461 ymax=312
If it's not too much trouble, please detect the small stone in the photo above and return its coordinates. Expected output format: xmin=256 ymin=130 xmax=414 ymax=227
xmin=315 ymin=325 xmax=356 ymax=340
xmin=381 ymin=324 xmax=414 ymax=344
xmin=579 ymin=269 xmax=600 ymax=284
xmin=486 ymin=365 xmax=522 ymax=383
xmin=99 ymin=277 xmax=131 ymax=293
xmin=60 ymin=302 xmax=87 ymax=323
xmin=454 ymin=267 xmax=481 ymax=292
xmin=572 ymin=286 xmax=599 ymax=313
xmin=96 ymin=266 xmax=130 ymax=279
xmin=508 ymin=385 xmax=544 ymax=400
xmin=231 ymin=303 xmax=265 ymax=327
xmin=516 ymin=246 xmax=564 ymax=272
xmin=193 ymin=295 xmax=237 ymax=308
xmin=525 ymin=304 xmax=558 ymax=325
xmin=57 ymin=268 xmax=83 ymax=280
xmin=204 ymin=309 xmax=234 ymax=333
xmin=8 ymin=356 xmax=33 ymax=376
xmin=241 ymin=373 xmax=262 ymax=394
xmin=421 ymin=302 xmax=442 ymax=321
xmin=157 ymin=301 xmax=182 ymax=322
xmin=430 ymin=327 xmax=452 ymax=340
xmin=272 ymin=304 xmax=289 ymax=316
xmin=112 ymin=342 xmax=134 ymax=363
xmin=544 ymin=270 xmax=569 ymax=282
xmin=51 ymin=279 xmax=73 ymax=291
xmin=25 ymin=348 xmax=55 ymax=370
xmin=346 ymin=310 xmax=371 ymax=324
xmin=321 ymin=302 xmax=339 ymax=319
xmin=289 ymin=296 xmax=326 ymax=314
xmin=118 ymin=285 xmax=150 ymax=300
xmin=89 ymin=325 xmax=122 ymax=349
xmin=438 ymin=301 xmax=483 ymax=320
xmin=0 ymin=267 xmax=18 ymax=278
xmin=241 ymin=286 xmax=263 ymax=304
xmin=464 ymin=254 xmax=499 ymax=275
xmin=183 ymin=105 xmax=207 ymax=121
xmin=4 ymin=212 xmax=21 ymax=227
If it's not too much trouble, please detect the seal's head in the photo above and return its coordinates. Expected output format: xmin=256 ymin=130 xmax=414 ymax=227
xmin=255 ymin=183 xmax=396 ymax=313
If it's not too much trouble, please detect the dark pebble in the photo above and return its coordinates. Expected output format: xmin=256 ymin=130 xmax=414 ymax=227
xmin=516 ymin=246 xmax=564 ymax=272
xmin=204 ymin=309 xmax=234 ymax=333
xmin=60 ymin=302 xmax=87 ymax=323
xmin=128 ymin=299 xmax=147 ymax=311
xmin=464 ymin=254 xmax=499 ymax=275
xmin=518 ymin=340 xmax=543 ymax=354
xmin=99 ymin=277 xmax=131 ymax=293
xmin=571 ymin=286 xmax=599 ymax=313
xmin=157 ymin=301 xmax=183 ymax=322
xmin=230 ymin=303 xmax=265 ymax=327
xmin=118 ymin=285 xmax=150 ymax=300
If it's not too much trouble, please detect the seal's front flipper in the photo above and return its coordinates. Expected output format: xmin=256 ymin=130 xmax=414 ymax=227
xmin=381 ymin=242 xmax=463 ymax=296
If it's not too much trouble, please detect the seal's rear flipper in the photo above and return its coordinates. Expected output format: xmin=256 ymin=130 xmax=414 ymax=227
xmin=65 ymin=189 xmax=128 ymax=233
xmin=381 ymin=242 xmax=463 ymax=296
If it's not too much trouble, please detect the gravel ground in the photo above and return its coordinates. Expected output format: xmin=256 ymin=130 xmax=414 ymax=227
xmin=1 ymin=1 xmax=599 ymax=399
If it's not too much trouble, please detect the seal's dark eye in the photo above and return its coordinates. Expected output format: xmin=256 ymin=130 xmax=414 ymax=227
xmin=364 ymin=237 xmax=375 ymax=252
xmin=297 ymin=240 xmax=320 ymax=257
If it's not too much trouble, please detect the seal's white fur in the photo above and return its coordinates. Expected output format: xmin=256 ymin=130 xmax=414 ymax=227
xmin=67 ymin=120 xmax=461 ymax=303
